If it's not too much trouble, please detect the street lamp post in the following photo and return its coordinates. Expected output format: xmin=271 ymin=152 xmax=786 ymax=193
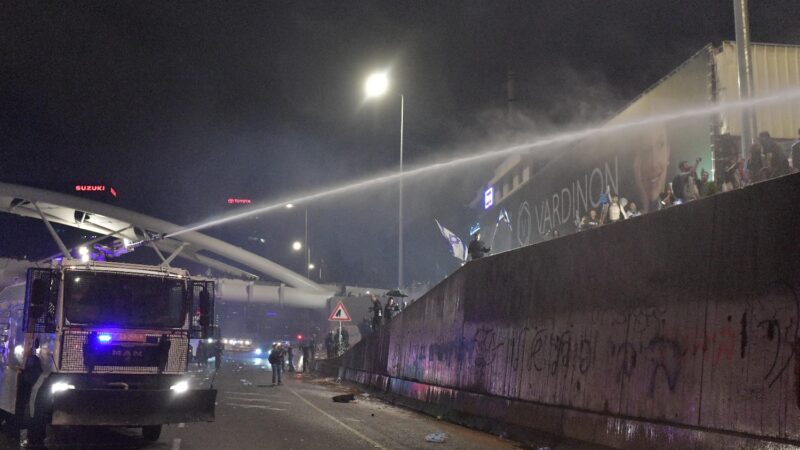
xmin=288 ymin=203 xmax=312 ymax=280
xmin=304 ymin=207 xmax=310 ymax=279
xmin=365 ymin=72 xmax=404 ymax=289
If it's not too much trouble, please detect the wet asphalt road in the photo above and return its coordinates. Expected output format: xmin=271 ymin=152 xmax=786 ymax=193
xmin=0 ymin=356 xmax=521 ymax=450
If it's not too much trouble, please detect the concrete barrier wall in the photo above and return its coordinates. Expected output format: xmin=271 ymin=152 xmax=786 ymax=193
xmin=338 ymin=174 xmax=800 ymax=447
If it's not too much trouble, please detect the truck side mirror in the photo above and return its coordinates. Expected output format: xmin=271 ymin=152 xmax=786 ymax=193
xmin=198 ymin=288 xmax=212 ymax=338
xmin=199 ymin=289 xmax=210 ymax=326
xmin=28 ymin=279 xmax=48 ymax=320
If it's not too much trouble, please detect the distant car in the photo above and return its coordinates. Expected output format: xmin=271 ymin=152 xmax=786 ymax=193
xmin=221 ymin=337 xmax=256 ymax=353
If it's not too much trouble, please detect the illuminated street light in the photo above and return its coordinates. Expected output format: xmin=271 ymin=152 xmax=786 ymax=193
xmin=285 ymin=203 xmax=294 ymax=209
xmin=364 ymin=72 xmax=389 ymax=98
xmin=78 ymin=245 xmax=91 ymax=262
xmin=364 ymin=70 xmax=404 ymax=289
xmin=308 ymin=263 xmax=315 ymax=270
xmin=292 ymin=241 xmax=302 ymax=251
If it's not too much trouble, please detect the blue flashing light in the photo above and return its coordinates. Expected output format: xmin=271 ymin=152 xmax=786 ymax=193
xmin=98 ymin=334 xmax=112 ymax=343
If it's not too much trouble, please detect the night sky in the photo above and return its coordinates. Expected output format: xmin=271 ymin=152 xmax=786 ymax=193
xmin=1 ymin=1 xmax=797 ymax=287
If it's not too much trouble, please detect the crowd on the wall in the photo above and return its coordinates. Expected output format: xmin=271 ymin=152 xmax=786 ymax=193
xmin=577 ymin=129 xmax=800 ymax=232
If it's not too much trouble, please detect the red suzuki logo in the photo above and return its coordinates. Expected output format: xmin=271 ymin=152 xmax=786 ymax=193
xmin=75 ymin=185 xmax=106 ymax=192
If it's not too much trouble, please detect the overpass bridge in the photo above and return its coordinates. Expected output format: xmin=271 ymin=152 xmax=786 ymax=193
xmin=0 ymin=182 xmax=333 ymax=308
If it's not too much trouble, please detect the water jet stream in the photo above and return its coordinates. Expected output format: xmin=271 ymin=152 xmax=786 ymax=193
xmin=167 ymin=88 xmax=800 ymax=239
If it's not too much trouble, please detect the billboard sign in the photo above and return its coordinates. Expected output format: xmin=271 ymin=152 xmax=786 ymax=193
xmin=480 ymin=48 xmax=715 ymax=252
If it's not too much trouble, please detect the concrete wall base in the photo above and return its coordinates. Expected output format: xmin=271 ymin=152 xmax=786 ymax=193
xmin=316 ymin=360 xmax=800 ymax=450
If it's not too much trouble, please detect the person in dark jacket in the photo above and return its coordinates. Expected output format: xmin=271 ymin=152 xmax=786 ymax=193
xmin=301 ymin=340 xmax=312 ymax=372
xmin=671 ymin=158 xmax=700 ymax=202
xmin=325 ymin=331 xmax=334 ymax=358
xmin=340 ymin=327 xmax=349 ymax=350
xmin=759 ymin=131 xmax=790 ymax=178
xmin=214 ymin=339 xmax=223 ymax=370
xmin=268 ymin=343 xmax=285 ymax=385
xmin=748 ymin=143 xmax=765 ymax=183
xmin=467 ymin=232 xmax=490 ymax=260
xmin=369 ymin=295 xmax=383 ymax=330
xmin=384 ymin=297 xmax=399 ymax=324
xmin=358 ymin=317 xmax=372 ymax=338
xmin=286 ymin=343 xmax=295 ymax=372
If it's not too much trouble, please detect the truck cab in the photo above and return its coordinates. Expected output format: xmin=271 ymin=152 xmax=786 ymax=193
xmin=0 ymin=260 xmax=217 ymax=445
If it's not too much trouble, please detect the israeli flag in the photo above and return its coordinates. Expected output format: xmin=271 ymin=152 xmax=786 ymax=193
xmin=435 ymin=219 xmax=467 ymax=262
xmin=497 ymin=208 xmax=512 ymax=229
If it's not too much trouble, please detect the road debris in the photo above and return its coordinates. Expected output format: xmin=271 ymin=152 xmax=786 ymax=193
xmin=425 ymin=432 xmax=448 ymax=443
xmin=332 ymin=394 xmax=356 ymax=403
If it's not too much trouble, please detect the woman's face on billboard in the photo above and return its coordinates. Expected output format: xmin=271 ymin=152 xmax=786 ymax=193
xmin=633 ymin=125 xmax=670 ymax=211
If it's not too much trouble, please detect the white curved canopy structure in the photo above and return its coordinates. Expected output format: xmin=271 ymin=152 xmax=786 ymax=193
xmin=0 ymin=182 xmax=333 ymax=308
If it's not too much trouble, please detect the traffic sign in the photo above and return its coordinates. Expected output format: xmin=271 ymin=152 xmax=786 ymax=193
xmin=328 ymin=302 xmax=352 ymax=321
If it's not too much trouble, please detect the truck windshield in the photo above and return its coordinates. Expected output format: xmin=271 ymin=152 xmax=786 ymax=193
xmin=64 ymin=271 xmax=187 ymax=328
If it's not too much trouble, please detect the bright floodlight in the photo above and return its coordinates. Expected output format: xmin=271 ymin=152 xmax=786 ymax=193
xmin=78 ymin=246 xmax=89 ymax=256
xmin=308 ymin=263 xmax=315 ymax=270
xmin=292 ymin=241 xmax=302 ymax=251
xmin=170 ymin=380 xmax=189 ymax=394
xmin=51 ymin=382 xmax=75 ymax=394
xmin=285 ymin=203 xmax=294 ymax=209
xmin=365 ymin=72 xmax=389 ymax=98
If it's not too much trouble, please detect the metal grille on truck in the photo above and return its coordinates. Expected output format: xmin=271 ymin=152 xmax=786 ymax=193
xmin=60 ymin=329 xmax=188 ymax=374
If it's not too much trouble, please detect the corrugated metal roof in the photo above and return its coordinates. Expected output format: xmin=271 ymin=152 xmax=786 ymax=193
xmin=716 ymin=41 xmax=800 ymax=140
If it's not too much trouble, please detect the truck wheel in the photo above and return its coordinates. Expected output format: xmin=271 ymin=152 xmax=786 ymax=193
xmin=22 ymin=421 xmax=46 ymax=448
xmin=0 ymin=410 xmax=20 ymax=435
xmin=142 ymin=425 xmax=162 ymax=442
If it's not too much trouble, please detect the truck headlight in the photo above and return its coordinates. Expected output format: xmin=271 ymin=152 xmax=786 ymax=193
xmin=244 ymin=340 xmax=252 ymax=346
xmin=51 ymin=382 xmax=76 ymax=394
xmin=170 ymin=380 xmax=189 ymax=394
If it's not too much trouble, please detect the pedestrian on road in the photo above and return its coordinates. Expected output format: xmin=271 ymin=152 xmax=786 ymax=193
xmin=286 ymin=343 xmax=295 ymax=372
xmin=269 ymin=343 xmax=285 ymax=385
xmin=325 ymin=331 xmax=335 ymax=358
xmin=301 ymin=340 xmax=311 ymax=372
xmin=467 ymin=232 xmax=490 ymax=261
xmin=214 ymin=338 xmax=223 ymax=370
xmin=341 ymin=327 xmax=349 ymax=350
xmin=309 ymin=334 xmax=317 ymax=365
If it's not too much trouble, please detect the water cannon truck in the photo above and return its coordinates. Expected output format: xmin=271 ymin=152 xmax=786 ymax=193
xmin=0 ymin=259 xmax=217 ymax=445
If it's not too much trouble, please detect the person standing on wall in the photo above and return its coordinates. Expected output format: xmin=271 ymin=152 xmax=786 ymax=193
xmin=671 ymin=158 xmax=701 ymax=202
xmin=384 ymin=297 xmax=399 ymax=325
xmin=467 ymin=232 xmax=490 ymax=260
xmin=759 ymin=131 xmax=790 ymax=178
xmin=369 ymin=295 xmax=383 ymax=330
